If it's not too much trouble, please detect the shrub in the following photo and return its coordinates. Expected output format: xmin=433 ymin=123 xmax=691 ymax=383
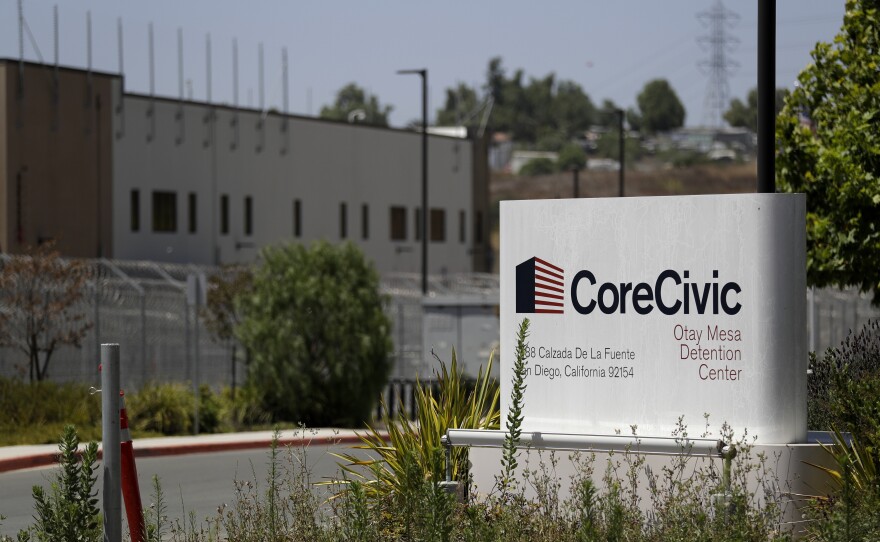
xmin=26 ymin=425 xmax=100 ymax=542
xmin=237 ymin=241 xmax=393 ymax=426
xmin=808 ymin=319 xmax=880 ymax=437
xmin=0 ymin=377 xmax=101 ymax=446
xmin=519 ymin=157 xmax=557 ymax=176
xmin=127 ymin=382 xmax=195 ymax=435
xmin=331 ymin=349 xmax=499 ymax=500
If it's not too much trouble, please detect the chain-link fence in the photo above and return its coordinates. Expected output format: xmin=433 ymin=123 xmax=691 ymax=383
xmin=1 ymin=255 xmax=877 ymax=392
xmin=809 ymin=287 xmax=880 ymax=354
xmin=0 ymin=258 xmax=500 ymax=392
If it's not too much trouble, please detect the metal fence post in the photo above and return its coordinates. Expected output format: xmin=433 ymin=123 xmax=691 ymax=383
xmin=101 ymin=343 xmax=121 ymax=542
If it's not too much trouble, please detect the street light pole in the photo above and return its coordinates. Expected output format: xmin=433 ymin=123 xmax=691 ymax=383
xmin=618 ymin=109 xmax=625 ymax=197
xmin=757 ymin=0 xmax=776 ymax=193
xmin=397 ymin=68 xmax=428 ymax=295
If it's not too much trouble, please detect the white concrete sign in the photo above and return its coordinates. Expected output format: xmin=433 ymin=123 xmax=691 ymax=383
xmin=500 ymin=194 xmax=806 ymax=444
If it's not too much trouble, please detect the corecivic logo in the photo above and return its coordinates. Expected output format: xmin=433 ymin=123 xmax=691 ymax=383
xmin=516 ymin=257 xmax=565 ymax=314
xmin=516 ymin=259 xmax=743 ymax=316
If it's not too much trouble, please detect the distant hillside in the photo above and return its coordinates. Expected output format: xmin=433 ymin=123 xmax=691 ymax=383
xmin=491 ymin=161 xmax=757 ymax=202
xmin=487 ymin=161 xmax=758 ymax=272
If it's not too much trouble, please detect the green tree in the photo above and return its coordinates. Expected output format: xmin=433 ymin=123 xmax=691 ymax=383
xmin=557 ymin=143 xmax=587 ymax=171
xmin=635 ymin=79 xmax=685 ymax=133
xmin=236 ymin=241 xmax=392 ymax=425
xmin=552 ymin=80 xmax=596 ymax=137
xmin=481 ymin=57 xmax=596 ymax=142
xmin=776 ymin=0 xmax=880 ymax=302
xmin=596 ymin=99 xmax=623 ymax=128
xmin=724 ymin=87 xmax=789 ymax=131
xmin=436 ymin=83 xmax=479 ymax=126
xmin=320 ymin=83 xmax=392 ymax=127
xmin=0 ymin=243 xmax=92 ymax=382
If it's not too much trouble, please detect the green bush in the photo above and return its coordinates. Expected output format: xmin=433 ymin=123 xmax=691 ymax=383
xmin=331 ymin=349 xmax=499 ymax=500
xmin=0 ymin=377 xmax=101 ymax=445
xmin=127 ymin=382 xmax=195 ymax=435
xmin=519 ymin=157 xmax=557 ymax=176
xmin=237 ymin=241 xmax=393 ymax=426
xmin=808 ymin=319 xmax=880 ymax=436
xmin=22 ymin=425 xmax=101 ymax=542
xmin=804 ymin=319 xmax=880 ymax=540
xmin=127 ymin=382 xmax=231 ymax=435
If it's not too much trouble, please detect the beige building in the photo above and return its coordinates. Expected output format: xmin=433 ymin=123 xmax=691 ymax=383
xmin=0 ymin=59 xmax=490 ymax=274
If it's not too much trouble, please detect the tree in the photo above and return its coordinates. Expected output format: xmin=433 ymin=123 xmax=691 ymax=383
xmin=236 ymin=241 xmax=392 ymax=425
xmin=436 ymin=83 xmax=479 ymax=126
xmin=320 ymin=83 xmax=392 ymax=127
xmin=725 ymin=87 xmax=789 ymax=131
xmin=596 ymin=99 xmax=623 ymax=128
xmin=777 ymin=0 xmax=880 ymax=302
xmin=552 ymin=80 xmax=596 ymax=137
xmin=0 ymin=243 xmax=92 ymax=382
xmin=481 ymin=57 xmax=597 ymax=142
xmin=635 ymin=79 xmax=685 ymax=133
xmin=557 ymin=143 xmax=587 ymax=171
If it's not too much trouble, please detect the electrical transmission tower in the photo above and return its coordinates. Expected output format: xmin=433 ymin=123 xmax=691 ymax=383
xmin=697 ymin=0 xmax=739 ymax=128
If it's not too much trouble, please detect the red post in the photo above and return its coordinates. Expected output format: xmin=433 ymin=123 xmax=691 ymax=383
xmin=119 ymin=392 xmax=146 ymax=542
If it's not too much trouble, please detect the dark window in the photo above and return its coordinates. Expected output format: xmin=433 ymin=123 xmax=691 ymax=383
xmin=475 ymin=211 xmax=484 ymax=244
xmin=152 ymin=191 xmax=177 ymax=232
xmin=414 ymin=207 xmax=422 ymax=241
xmin=361 ymin=204 xmax=369 ymax=240
xmin=430 ymin=208 xmax=445 ymax=242
xmin=459 ymin=210 xmax=466 ymax=243
xmin=293 ymin=199 xmax=302 ymax=237
xmin=390 ymin=206 xmax=407 ymax=241
xmin=188 ymin=193 xmax=197 ymax=233
xmin=220 ymin=194 xmax=229 ymax=235
xmin=340 ymin=202 xmax=348 ymax=239
xmin=244 ymin=196 xmax=253 ymax=236
xmin=130 ymin=190 xmax=140 ymax=232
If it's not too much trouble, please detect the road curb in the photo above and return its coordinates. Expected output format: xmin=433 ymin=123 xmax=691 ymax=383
xmin=0 ymin=433 xmax=376 ymax=474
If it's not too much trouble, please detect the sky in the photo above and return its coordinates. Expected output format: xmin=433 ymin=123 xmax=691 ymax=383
xmin=0 ymin=1 xmax=847 ymax=128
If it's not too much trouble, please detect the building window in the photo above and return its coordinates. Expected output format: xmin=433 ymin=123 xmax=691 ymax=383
xmin=475 ymin=211 xmax=484 ymax=244
xmin=152 ymin=191 xmax=177 ymax=233
xmin=130 ymin=190 xmax=140 ymax=232
xmin=361 ymin=204 xmax=369 ymax=240
xmin=414 ymin=207 xmax=422 ymax=241
xmin=188 ymin=193 xmax=197 ymax=233
xmin=244 ymin=196 xmax=253 ymax=236
xmin=293 ymin=199 xmax=302 ymax=238
xmin=459 ymin=210 xmax=466 ymax=244
xmin=430 ymin=208 xmax=445 ymax=242
xmin=390 ymin=206 xmax=407 ymax=241
xmin=220 ymin=194 xmax=229 ymax=235
xmin=340 ymin=202 xmax=348 ymax=239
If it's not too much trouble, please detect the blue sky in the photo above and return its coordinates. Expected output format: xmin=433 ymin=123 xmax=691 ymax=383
xmin=0 ymin=1 xmax=846 ymax=127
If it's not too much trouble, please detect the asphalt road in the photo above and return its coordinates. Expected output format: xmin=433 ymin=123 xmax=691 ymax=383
xmin=0 ymin=441 xmax=371 ymax=536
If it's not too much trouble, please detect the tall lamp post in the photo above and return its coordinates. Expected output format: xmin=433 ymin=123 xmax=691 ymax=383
xmin=397 ymin=68 xmax=428 ymax=295
xmin=757 ymin=0 xmax=775 ymax=193
xmin=618 ymin=109 xmax=625 ymax=197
